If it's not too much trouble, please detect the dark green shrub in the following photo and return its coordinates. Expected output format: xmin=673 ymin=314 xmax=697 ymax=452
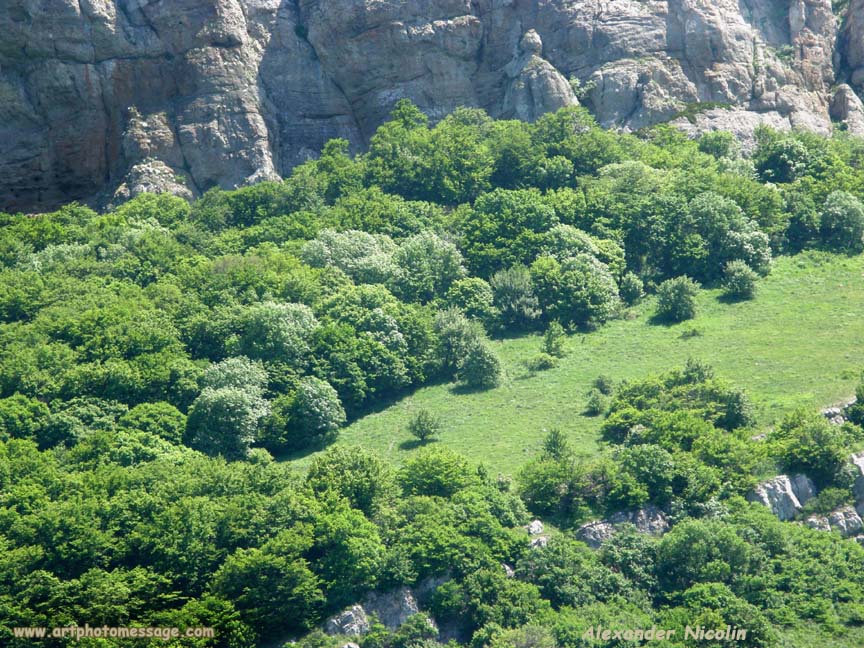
xmin=619 ymin=271 xmax=645 ymax=306
xmin=655 ymin=276 xmax=699 ymax=322
xmin=585 ymin=388 xmax=609 ymax=416
xmin=457 ymin=340 xmax=502 ymax=389
xmin=722 ymin=260 xmax=758 ymax=299
xmin=526 ymin=353 xmax=558 ymax=372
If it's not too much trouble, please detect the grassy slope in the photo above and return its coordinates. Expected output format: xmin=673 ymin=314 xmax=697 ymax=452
xmin=294 ymin=252 xmax=864 ymax=475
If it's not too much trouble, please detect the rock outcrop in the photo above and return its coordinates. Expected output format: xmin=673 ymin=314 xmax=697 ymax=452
xmin=363 ymin=587 xmax=421 ymax=631
xmin=325 ymin=605 xmax=370 ymax=637
xmin=851 ymin=452 xmax=864 ymax=504
xmin=1 ymin=0 xmax=860 ymax=212
xmin=807 ymin=506 xmax=864 ymax=537
xmin=325 ymin=585 xmax=436 ymax=637
xmin=747 ymin=474 xmax=816 ymax=521
xmin=576 ymin=505 xmax=670 ymax=549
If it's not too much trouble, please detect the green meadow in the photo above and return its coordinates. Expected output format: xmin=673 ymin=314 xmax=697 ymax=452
xmin=302 ymin=251 xmax=864 ymax=474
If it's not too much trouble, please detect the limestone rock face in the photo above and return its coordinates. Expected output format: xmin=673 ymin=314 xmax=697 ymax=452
xmin=325 ymin=605 xmax=370 ymax=636
xmin=362 ymin=587 xmax=420 ymax=630
xmin=527 ymin=519 xmax=544 ymax=536
xmin=0 ymin=0 xmax=855 ymax=212
xmin=807 ymin=506 xmax=864 ymax=537
xmin=828 ymin=506 xmax=864 ymax=537
xmin=851 ymin=452 xmax=864 ymax=503
xmin=747 ymin=474 xmax=816 ymax=521
xmin=576 ymin=505 xmax=670 ymax=549
xmin=575 ymin=521 xmax=617 ymax=549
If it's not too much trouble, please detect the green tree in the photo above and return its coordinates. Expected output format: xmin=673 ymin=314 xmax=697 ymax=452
xmin=0 ymin=394 xmax=50 ymax=442
xmin=118 ymin=402 xmax=186 ymax=444
xmin=619 ymin=272 xmax=644 ymax=306
xmin=722 ymin=260 xmax=758 ymax=300
xmin=490 ymin=265 xmax=542 ymax=330
xmin=530 ymin=254 xmax=620 ymax=327
xmin=542 ymin=321 xmax=567 ymax=358
xmin=306 ymin=446 xmax=396 ymax=516
xmin=237 ymin=302 xmax=319 ymax=365
xmin=399 ymin=446 xmax=476 ymax=497
xmin=186 ymin=388 xmax=269 ymax=460
xmin=390 ymin=231 xmax=466 ymax=303
xmin=211 ymin=528 xmax=324 ymax=638
xmin=820 ymin=190 xmax=864 ymax=252
xmin=408 ymin=409 xmax=442 ymax=443
xmin=266 ymin=377 xmax=346 ymax=451
xmin=446 ymin=277 xmax=498 ymax=324
xmin=655 ymin=276 xmax=699 ymax=322
xmin=201 ymin=357 xmax=268 ymax=393
xmin=457 ymin=340 xmax=502 ymax=390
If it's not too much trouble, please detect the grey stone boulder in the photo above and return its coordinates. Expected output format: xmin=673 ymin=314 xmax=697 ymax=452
xmin=828 ymin=506 xmax=864 ymax=537
xmin=362 ymin=587 xmax=420 ymax=630
xmin=806 ymin=516 xmax=831 ymax=532
xmin=851 ymin=452 xmax=864 ymax=503
xmin=527 ymin=520 xmax=544 ymax=535
xmin=325 ymin=605 xmax=370 ymax=636
xmin=529 ymin=536 xmax=549 ymax=550
xmin=608 ymin=505 xmax=670 ymax=536
xmin=747 ymin=474 xmax=816 ymax=521
xmin=576 ymin=505 xmax=670 ymax=549
xmin=575 ymin=521 xmax=616 ymax=549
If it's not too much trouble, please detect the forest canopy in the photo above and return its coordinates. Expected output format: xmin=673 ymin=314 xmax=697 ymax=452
xmin=2 ymin=103 xmax=864 ymax=647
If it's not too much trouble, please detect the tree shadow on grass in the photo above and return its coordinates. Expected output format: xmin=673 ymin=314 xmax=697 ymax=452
xmin=716 ymin=293 xmax=753 ymax=305
xmin=450 ymin=383 xmax=497 ymax=396
xmin=272 ymin=430 xmax=339 ymax=462
xmin=398 ymin=438 xmax=437 ymax=451
xmin=647 ymin=313 xmax=685 ymax=327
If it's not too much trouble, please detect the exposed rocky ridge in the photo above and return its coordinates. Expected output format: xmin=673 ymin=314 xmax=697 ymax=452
xmin=576 ymin=505 xmax=671 ymax=549
xmin=4 ymin=0 xmax=864 ymax=212
xmin=747 ymin=474 xmax=817 ymax=521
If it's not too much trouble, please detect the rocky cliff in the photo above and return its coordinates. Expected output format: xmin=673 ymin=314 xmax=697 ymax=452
xmin=3 ymin=0 xmax=864 ymax=212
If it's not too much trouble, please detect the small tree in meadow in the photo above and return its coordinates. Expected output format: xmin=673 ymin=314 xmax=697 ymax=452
xmin=543 ymin=321 xmax=567 ymax=358
xmin=408 ymin=409 xmax=442 ymax=443
xmin=457 ymin=340 xmax=502 ymax=389
xmin=655 ymin=276 xmax=699 ymax=323
xmin=722 ymin=260 xmax=758 ymax=300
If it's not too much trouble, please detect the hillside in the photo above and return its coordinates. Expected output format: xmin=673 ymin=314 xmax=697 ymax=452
xmin=326 ymin=252 xmax=864 ymax=474
xmin=4 ymin=104 xmax=864 ymax=647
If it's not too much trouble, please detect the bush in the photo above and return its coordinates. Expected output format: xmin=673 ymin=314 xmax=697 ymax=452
xmin=272 ymin=377 xmax=346 ymax=451
xmin=457 ymin=340 xmax=502 ymax=389
xmin=593 ymin=375 xmax=615 ymax=396
xmin=655 ymin=276 xmax=699 ymax=322
xmin=490 ymin=265 xmax=541 ymax=330
xmin=722 ymin=260 xmax=758 ymax=300
xmin=408 ymin=409 xmax=442 ymax=443
xmin=585 ymin=388 xmax=609 ymax=416
xmin=526 ymin=353 xmax=558 ymax=372
xmin=820 ymin=190 xmax=864 ymax=253
xmin=542 ymin=320 xmax=567 ymax=358
xmin=619 ymin=272 xmax=645 ymax=306
xmin=187 ymin=387 xmax=270 ymax=460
